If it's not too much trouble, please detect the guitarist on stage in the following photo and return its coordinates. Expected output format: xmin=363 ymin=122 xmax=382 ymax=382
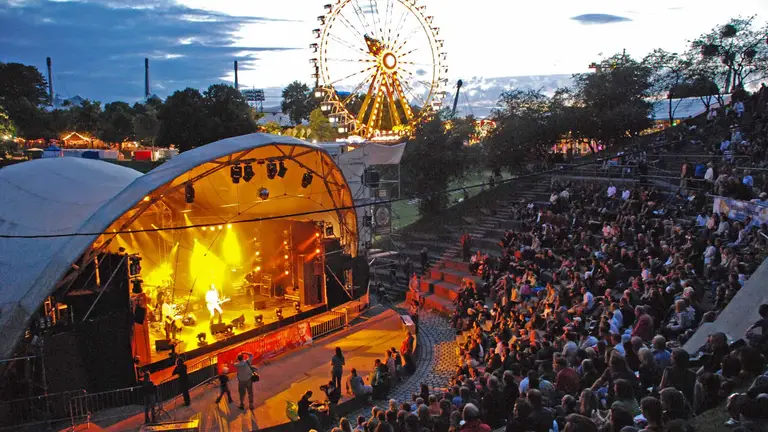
xmin=161 ymin=297 xmax=175 ymax=340
xmin=206 ymin=284 xmax=225 ymax=324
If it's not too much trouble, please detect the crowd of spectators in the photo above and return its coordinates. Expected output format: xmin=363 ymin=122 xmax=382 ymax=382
xmin=321 ymin=90 xmax=768 ymax=432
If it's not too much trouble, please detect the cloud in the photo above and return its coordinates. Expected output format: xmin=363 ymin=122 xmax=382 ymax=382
xmin=0 ymin=0 xmax=297 ymax=102
xmin=570 ymin=14 xmax=632 ymax=25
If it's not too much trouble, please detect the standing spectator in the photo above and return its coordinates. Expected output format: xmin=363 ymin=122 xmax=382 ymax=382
xmin=172 ymin=356 xmax=190 ymax=407
xmin=401 ymin=330 xmax=415 ymax=374
xmin=215 ymin=366 xmax=233 ymax=404
xmin=420 ymin=247 xmax=429 ymax=274
xmin=140 ymin=371 xmax=156 ymax=424
xmin=234 ymin=352 xmax=257 ymax=411
xmin=331 ymin=347 xmax=345 ymax=390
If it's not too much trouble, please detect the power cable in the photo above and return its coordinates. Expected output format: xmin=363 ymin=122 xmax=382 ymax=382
xmin=0 ymin=120 xmax=742 ymax=239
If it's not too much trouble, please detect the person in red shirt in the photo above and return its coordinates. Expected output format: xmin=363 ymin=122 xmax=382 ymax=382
xmin=632 ymin=305 xmax=655 ymax=342
xmin=461 ymin=403 xmax=491 ymax=432
xmin=554 ymin=356 xmax=580 ymax=397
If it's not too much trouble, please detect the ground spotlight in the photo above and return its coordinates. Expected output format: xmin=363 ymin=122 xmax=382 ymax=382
xmin=259 ymin=187 xmax=270 ymax=200
xmin=293 ymin=302 xmax=301 ymax=313
xmin=196 ymin=332 xmax=207 ymax=343
xmin=266 ymin=161 xmax=278 ymax=179
xmin=231 ymin=314 xmax=245 ymax=329
xmin=254 ymin=314 xmax=263 ymax=326
xmin=301 ymin=171 xmax=313 ymax=188
xmin=185 ymin=182 xmax=195 ymax=204
xmin=278 ymin=161 xmax=288 ymax=178
xmin=275 ymin=307 xmax=284 ymax=320
xmin=230 ymin=164 xmax=243 ymax=184
xmin=243 ymin=163 xmax=255 ymax=182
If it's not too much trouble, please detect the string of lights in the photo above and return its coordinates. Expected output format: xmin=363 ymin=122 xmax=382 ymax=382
xmin=0 ymin=127 xmax=736 ymax=240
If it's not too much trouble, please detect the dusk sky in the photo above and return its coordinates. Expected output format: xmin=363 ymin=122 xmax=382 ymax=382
xmin=1 ymin=0 xmax=767 ymax=114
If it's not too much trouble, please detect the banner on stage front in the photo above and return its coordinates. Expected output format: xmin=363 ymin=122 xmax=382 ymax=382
xmin=217 ymin=322 xmax=313 ymax=373
xmin=713 ymin=196 xmax=768 ymax=227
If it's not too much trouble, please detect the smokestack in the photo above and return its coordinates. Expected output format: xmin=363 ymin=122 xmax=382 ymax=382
xmin=234 ymin=60 xmax=239 ymax=90
xmin=144 ymin=58 xmax=150 ymax=99
xmin=46 ymin=57 xmax=54 ymax=106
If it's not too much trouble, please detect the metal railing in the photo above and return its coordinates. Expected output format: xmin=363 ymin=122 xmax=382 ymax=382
xmin=69 ymin=385 xmax=144 ymax=426
xmin=0 ymin=389 xmax=85 ymax=430
xmin=310 ymin=310 xmax=348 ymax=339
xmin=156 ymin=356 xmax=218 ymax=403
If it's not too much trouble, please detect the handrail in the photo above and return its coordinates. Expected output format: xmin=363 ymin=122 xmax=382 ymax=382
xmin=0 ymin=389 xmax=85 ymax=430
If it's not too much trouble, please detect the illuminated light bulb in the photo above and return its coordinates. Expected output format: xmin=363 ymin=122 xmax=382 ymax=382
xmin=284 ymin=270 xmax=289 ymax=275
xmin=256 ymin=266 xmax=261 ymax=271
xmin=143 ymin=196 xmax=150 ymax=202
xmin=227 ymin=224 xmax=232 ymax=229
xmin=255 ymin=251 xmax=260 ymax=256
xmin=284 ymin=254 xmax=289 ymax=259
xmin=218 ymin=225 xmax=223 ymax=230
xmin=316 ymin=248 xmax=321 ymax=253
xmin=202 ymin=227 xmax=207 ymax=231
xmin=284 ymin=240 xmax=288 ymax=245
xmin=315 ymin=232 xmax=320 ymax=237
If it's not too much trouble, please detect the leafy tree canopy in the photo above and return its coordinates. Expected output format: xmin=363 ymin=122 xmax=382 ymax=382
xmin=281 ymin=81 xmax=316 ymax=125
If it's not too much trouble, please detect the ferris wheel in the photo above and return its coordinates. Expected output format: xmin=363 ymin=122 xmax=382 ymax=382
xmin=311 ymin=0 xmax=447 ymax=139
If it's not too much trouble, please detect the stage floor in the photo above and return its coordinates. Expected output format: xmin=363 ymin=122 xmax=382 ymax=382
xmin=105 ymin=307 xmax=405 ymax=432
xmin=146 ymin=296 xmax=316 ymax=364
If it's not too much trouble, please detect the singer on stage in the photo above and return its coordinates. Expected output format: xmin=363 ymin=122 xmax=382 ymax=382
xmin=206 ymin=284 xmax=224 ymax=324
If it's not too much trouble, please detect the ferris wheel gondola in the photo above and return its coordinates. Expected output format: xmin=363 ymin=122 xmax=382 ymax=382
xmin=312 ymin=0 xmax=447 ymax=139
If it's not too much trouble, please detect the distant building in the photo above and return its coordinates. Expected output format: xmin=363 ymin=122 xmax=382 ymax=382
xmin=650 ymin=95 xmax=731 ymax=128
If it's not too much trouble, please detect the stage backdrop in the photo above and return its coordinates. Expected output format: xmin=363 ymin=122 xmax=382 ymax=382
xmin=217 ymin=322 xmax=312 ymax=373
xmin=713 ymin=196 xmax=768 ymax=227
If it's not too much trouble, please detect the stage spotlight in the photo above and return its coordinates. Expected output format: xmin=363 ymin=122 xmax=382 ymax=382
xmin=218 ymin=225 xmax=223 ymax=230
xmin=284 ymin=254 xmax=289 ymax=259
xmin=196 ymin=332 xmax=207 ymax=343
xmin=227 ymin=224 xmax=232 ymax=229
xmin=202 ymin=226 xmax=207 ymax=231
xmin=255 ymin=266 xmax=261 ymax=271
xmin=266 ymin=161 xmax=278 ymax=179
xmin=284 ymin=270 xmax=289 ymax=275
xmin=293 ymin=302 xmax=301 ymax=313
xmin=259 ymin=187 xmax=270 ymax=200
xmin=316 ymin=248 xmax=321 ymax=254
xmin=243 ymin=163 xmax=255 ymax=182
xmin=231 ymin=314 xmax=245 ymax=329
xmin=278 ymin=161 xmax=288 ymax=178
xmin=255 ymin=251 xmax=260 ymax=256
xmin=254 ymin=314 xmax=264 ymax=326
xmin=185 ymin=182 xmax=195 ymax=204
xmin=230 ymin=164 xmax=243 ymax=184
xmin=301 ymin=172 xmax=313 ymax=188
xmin=275 ymin=307 xmax=284 ymax=320
xmin=325 ymin=225 xmax=334 ymax=237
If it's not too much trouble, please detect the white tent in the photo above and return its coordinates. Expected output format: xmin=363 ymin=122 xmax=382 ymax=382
xmin=0 ymin=133 xmax=357 ymax=361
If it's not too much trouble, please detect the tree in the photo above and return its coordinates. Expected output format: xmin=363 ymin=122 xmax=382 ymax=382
xmin=643 ymin=49 xmax=693 ymax=124
xmin=309 ymin=108 xmax=335 ymax=141
xmin=401 ymin=112 xmax=471 ymax=214
xmin=67 ymin=99 xmax=102 ymax=136
xmin=689 ymin=16 xmax=768 ymax=93
xmin=0 ymin=63 xmax=49 ymax=139
xmin=281 ymin=81 xmax=316 ymax=125
xmin=99 ymin=101 xmax=135 ymax=144
xmin=156 ymin=88 xmax=209 ymax=151
xmin=260 ymin=121 xmax=283 ymax=135
xmin=203 ymin=84 xmax=257 ymax=142
xmin=132 ymin=102 xmax=160 ymax=147
xmin=571 ymin=52 xmax=653 ymax=146
xmin=0 ymin=105 xmax=16 ymax=138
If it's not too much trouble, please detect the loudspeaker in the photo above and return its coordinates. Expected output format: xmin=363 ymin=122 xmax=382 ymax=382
xmin=253 ymin=300 xmax=267 ymax=310
xmin=155 ymin=339 xmax=173 ymax=351
xmin=133 ymin=305 xmax=146 ymax=324
xmin=210 ymin=322 xmax=231 ymax=334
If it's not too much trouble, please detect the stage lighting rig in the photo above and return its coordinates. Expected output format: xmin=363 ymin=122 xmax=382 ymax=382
xmin=275 ymin=307 xmax=284 ymax=320
xmin=243 ymin=163 xmax=255 ymax=182
xmin=259 ymin=187 xmax=270 ymax=200
xmin=301 ymin=171 xmax=313 ymax=188
xmin=266 ymin=161 xmax=278 ymax=179
xmin=196 ymin=332 xmax=207 ymax=346
xmin=230 ymin=164 xmax=243 ymax=184
xmin=254 ymin=314 xmax=264 ymax=326
xmin=278 ymin=161 xmax=288 ymax=178
xmin=129 ymin=255 xmax=142 ymax=277
xmin=185 ymin=182 xmax=195 ymax=204
xmin=293 ymin=302 xmax=301 ymax=313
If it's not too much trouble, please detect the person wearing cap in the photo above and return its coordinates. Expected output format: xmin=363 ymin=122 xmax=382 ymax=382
xmin=752 ymin=192 xmax=768 ymax=206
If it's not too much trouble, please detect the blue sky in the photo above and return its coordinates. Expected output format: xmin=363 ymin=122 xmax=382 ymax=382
xmin=1 ymin=0 xmax=767 ymax=114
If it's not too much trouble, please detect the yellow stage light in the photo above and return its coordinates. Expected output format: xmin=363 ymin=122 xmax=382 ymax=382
xmin=222 ymin=225 xmax=242 ymax=266
xmin=202 ymin=226 xmax=207 ymax=231
xmin=256 ymin=266 xmax=261 ymax=271
xmin=316 ymin=248 xmax=321 ymax=253
xmin=143 ymin=196 xmax=150 ymax=202
xmin=227 ymin=224 xmax=232 ymax=229
xmin=284 ymin=270 xmax=289 ymax=275
xmin=255 ymin=251 xmax=260 ymax=256
xmin=315 ymin=232 xmax=320 ymax=237
xmin=218 ymin=225 xmax=223 ymax=230
xmin=231 ymin=268 xmax=237 ymax=272
xmin=284 ymin=254 xmax=289 ymax=259
xmin=284 ymin=240 xmax=288 ymax=245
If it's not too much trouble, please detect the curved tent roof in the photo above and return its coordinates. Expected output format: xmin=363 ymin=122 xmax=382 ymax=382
xmin=0 ymin=133 xmax=357 ymax=361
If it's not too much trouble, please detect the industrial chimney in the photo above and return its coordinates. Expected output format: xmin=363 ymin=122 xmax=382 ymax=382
xmin=144 ymin=58 xmax=150 ymax=99
xmin=46 ymin=57 xmax=54 ymax=106
xmin=234 ymin=60 xmax=239 ymax=90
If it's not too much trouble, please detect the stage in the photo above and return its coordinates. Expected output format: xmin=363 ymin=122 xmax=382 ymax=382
xmin=145 ymin=294 xmax=321 ymax=364
xmin=102 ymin=307 xmax=405 ymax=432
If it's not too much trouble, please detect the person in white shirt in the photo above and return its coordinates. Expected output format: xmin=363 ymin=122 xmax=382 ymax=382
xmin=734 ymin=101 xmax=745 ymax=117
xmin=161 ymin=299 xmax=175 ymax=339
xmin=607 ymin=185 xmax=617 ymax=198
xmin=621 ymin=189 xmax=631 ymax=201
xmin=704 ymin=163 xmax=715 ymax=183
xmin=206 ymin=284 xmax=224 ymax=324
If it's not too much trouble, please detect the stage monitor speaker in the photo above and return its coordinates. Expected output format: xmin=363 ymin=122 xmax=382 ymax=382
xmin=133 ymin=305 xmax=146 ymax=324
xmin=210 ymin=322 xmax=231 ymax=334
xmin=155 ymin=339 xmax=173 ymax=351
xmin=253 ymin=299 xmax=267 ymax=310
